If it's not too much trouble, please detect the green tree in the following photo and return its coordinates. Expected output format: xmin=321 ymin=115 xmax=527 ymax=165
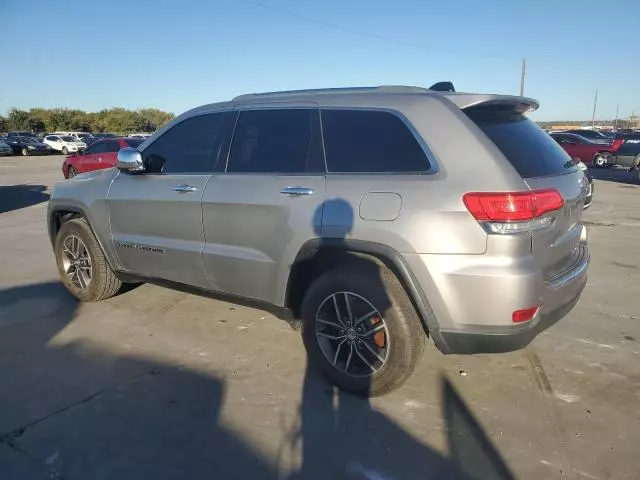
xmin=7 ymin=108 xmax=30 ymax=131
xmin=0 ymin=115 xmax=7 ymax=133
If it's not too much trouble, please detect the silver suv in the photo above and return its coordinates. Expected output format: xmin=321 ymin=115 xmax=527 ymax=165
xmin=48 ymin=84 xmax=590 ymax=396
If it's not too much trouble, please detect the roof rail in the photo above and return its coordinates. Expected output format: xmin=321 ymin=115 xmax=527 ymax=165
xmin=232 ymin=84 xmax=445 ymax=101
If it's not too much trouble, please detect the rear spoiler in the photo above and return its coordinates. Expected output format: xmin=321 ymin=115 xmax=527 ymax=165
xmin=446 ymin=94 xmax=539 ymax=114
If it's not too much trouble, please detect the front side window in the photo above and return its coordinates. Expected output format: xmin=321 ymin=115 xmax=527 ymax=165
xmin=321 ymin=109 xmax=431 ymax=173
xmin=142 ymin=113 xmax=225 ymax=174
xmin=227 ymin=109 xmax=322 ymax=173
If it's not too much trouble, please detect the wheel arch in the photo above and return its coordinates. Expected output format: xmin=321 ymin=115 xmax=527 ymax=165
xmin=49 ymin=206 xmax=118 ymax=272
xmin=286 ymin=239 xmax=447 ymax=350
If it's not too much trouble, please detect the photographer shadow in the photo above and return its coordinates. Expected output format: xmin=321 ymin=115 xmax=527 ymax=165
xmin=288 ymin=198 xmax=515 ymax=479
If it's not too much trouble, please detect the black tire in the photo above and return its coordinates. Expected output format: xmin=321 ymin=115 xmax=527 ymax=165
xmin=68 ymin=166 xmax=77 ymax=178
xmin=593 ymin=153 xmax=608 ymax=168
xmin=21 ymin=148 xmax=28 ymax=156
xmin=55 ymin=217 xmax=122 ymax=301
xmin=301 ymin=261 xmax=426 ymax=397
xmin=62 ymin=147 xmax=68 ymax=155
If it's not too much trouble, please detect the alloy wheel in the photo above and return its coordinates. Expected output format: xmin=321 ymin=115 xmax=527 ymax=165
xmin=315 ymin=292 xmax=390 ymax=378
xmin=61 ymin=234 xmax=92 ymax=289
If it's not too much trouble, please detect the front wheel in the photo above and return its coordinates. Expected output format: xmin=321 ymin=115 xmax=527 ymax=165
xmin=67 ymin=166 xmax=77 ymax=178
xmin=62 ymin=147 xmax=68 ymax=155
xmin=21 ymin=148 xmax=28 ymax=156
xmin=301 ymin=262 xmax=426 ymax=397
xmin=55 ymin=218 xmax=122 ymax=301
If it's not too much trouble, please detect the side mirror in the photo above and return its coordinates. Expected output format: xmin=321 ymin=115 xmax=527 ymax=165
xmin=117 ymin=147 xmax=145 ymax=173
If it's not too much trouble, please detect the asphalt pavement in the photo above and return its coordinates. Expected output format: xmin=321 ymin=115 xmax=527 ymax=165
xmin=1 ymin=155 xmax=639 ymax=480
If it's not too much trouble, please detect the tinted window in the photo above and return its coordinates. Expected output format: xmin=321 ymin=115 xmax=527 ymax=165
xmin=103 ymin=140 xmax=120 ymax=153
xmin=84 ymin=143 xmax=100 ymax=155
xmin=321 ymin=110 xmax=430 ymax=173
xmin=125 ymin=138 xmax=144 ymax=148
xmin=466 ymin=109 xmax=577 ymax=178
xmin=142 ymin=113 xmax=224 ymax=174
xmin=227 ymin=109 xmax=321 ymax=173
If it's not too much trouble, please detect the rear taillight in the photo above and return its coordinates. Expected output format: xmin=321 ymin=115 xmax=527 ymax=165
xmin=611 ymin=138 xmax=624 ymax=152
xmin=463 ymin=189 xmax=564 ymax=234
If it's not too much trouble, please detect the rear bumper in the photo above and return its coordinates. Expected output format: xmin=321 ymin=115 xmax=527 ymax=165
xmin=439 ymin=268 xmax=586 ymax=354
xmin=404 ymin=239 xmax=589 ymax=355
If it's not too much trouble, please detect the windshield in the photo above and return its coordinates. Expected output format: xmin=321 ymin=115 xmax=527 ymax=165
xmin=76 ymin=133 xmax=90 ymax=138
xmin=21 ymin=137 xmax=41 ymax=144
xmin=570 ymin=130 xmax=604 ymax=138
xmin=61 ymin=136 xmax=77 ymax=142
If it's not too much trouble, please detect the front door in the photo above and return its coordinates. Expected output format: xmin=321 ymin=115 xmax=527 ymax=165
xmin=108 ymin=111 xmax=228 ymax=288
xmin=202 ymin=107 xmax=326 ymax=305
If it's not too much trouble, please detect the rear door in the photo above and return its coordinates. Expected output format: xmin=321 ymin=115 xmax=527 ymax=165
xmin=201 ymin=106 xmax=326 ymax=304
xmin=108 ymin=111 xmax=227 ymax=288
xmin=467 ymin=108 xmax=587 ymax=278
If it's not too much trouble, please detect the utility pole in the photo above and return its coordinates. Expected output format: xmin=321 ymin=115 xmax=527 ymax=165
xmin=520 ymin=58 xmax=526 ymax=96
xmin=591 ymin=90 xmax=598 ymax=128
xmin=614 ymin=104 xmax=619 ymax=129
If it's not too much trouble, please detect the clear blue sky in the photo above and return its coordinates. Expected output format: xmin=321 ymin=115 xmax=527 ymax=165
xmin=2 ymin=0 xmax=639 ymax=121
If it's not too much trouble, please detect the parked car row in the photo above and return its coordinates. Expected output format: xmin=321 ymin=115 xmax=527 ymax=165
xmin=0 ymin=130 xmax=154 ymax=156
xmin=0 ymin=135 xmax=53 ymax=156
xmin=551 ymin=131 xmax=640 ymax=170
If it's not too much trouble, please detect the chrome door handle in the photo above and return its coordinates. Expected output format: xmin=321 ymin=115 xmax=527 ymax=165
xmin=171 ymin=184 xmax=198 ymax=193
xmin=280 ymin=186 xmax=314 ymax=196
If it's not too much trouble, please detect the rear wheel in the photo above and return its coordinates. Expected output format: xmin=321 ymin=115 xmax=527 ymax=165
xmin=21 ymin=148 xmax=28 ymax=156
xmin=301 ymin=263 xmax=425 ymax=396
xmin=55 ymin=218 xmax=122 ymax=301
xmin=62 ymin=146 xmax=68 ymax=155
xmin=68 ymin=166 xmax=77 ymax=178
xmin=593 ymin=153 xmax=608 ymax=168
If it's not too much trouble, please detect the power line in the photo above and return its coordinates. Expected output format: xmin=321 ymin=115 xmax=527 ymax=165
xmin=238 ymin=0 xmax=519 ymax=64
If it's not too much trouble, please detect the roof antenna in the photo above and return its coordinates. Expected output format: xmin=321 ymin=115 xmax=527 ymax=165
xmin=429 ymin=81 xmax=455 ymax=92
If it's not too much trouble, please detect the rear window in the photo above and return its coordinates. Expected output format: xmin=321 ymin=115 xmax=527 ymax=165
xmin=466 ymin=109 xmax=577 ymax=178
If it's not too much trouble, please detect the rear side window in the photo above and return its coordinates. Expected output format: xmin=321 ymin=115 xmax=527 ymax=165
xmin=321 ymin=110 xmax=430 ymax=173
xmin=125 ymin=138 xmax=144 ymax=148
xmin=90 ymin=142 xmax=106 ymax=154
xmin=466 ymin=109 xmax=577 ymax=178
xmin=227 ymin=109 xmax=323 ymax=173
xmin=103 ymin=140 xmax=120 ymax=153
xmin=142 ymin=112 xmax=225 ymax=174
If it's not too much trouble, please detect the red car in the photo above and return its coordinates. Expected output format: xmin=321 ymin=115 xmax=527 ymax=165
xmin=550 ymin=132 xmax=618 ymax=167
xmin=62 ymin=137 xmax=145 ymax=178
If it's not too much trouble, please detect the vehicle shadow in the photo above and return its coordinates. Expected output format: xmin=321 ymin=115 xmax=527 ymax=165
xmin=0 ymin=282 xmax=274 ymax=479
xmin=589 ymin=167 xmax=640 ymax=186
xmin=0 ymin=184 xmax=50 ymax=214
